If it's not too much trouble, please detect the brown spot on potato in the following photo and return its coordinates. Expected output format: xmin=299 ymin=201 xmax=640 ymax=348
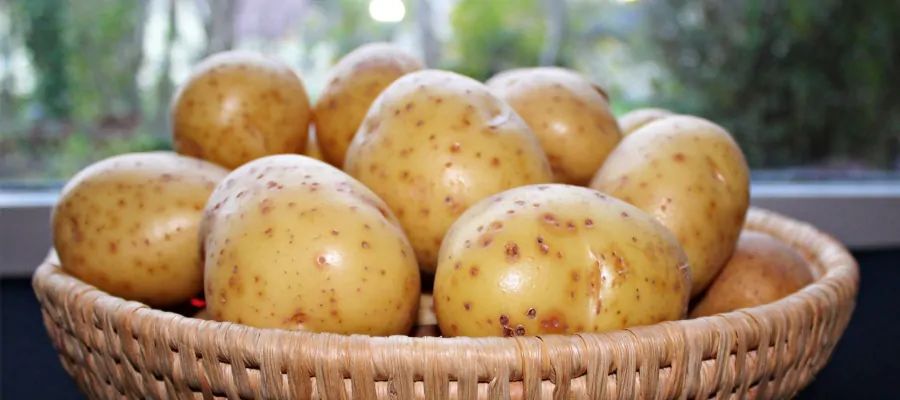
xmin=505 ymin=242 xmax=520 ymax=262
xmin=450 ymin=142 xmax=461 ymax=153
xmin=361 ymin=241 xmax=370 ymax=249
xmin=673 ymin=153 xmax=686 ymax=162
xmin=536 ymin=236 xmax=549 ymax=254
xmin=541 ymin=213 xmax=559 ymax=227
xmin=463 ymin=302 xmax=472 ymax=311
xmin=469 ymin=266 xmax=480 ymax=276
xmin=539 ymin=312 xmax=568 ymax=333
xmin=527 ymin=308 xmax=537 ymax=319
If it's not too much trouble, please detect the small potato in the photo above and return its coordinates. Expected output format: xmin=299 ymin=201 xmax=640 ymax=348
xmin=618 ymin=108 xmax=673 ymax=136
xmin=690 ymin=231 xmax=814 ymax=317
xmin=434 ymin=184 xmax=690 ymax=337
xmin=590 ymin=115 xmax=750 ymax=296
xmin=345 ymin=69 xmax=553 ymax=272
xmin=171 ymin=50 xmax=311 ymax=169
xmin=52 ymin=152 xmax=228 ymax=307
xmin=314 ymin=43 xmax=423 ymax=167
xmin=487 ymin=67 xmax=621 ymax=185
xmin=203 ymin=155 xmax=420 ymax=335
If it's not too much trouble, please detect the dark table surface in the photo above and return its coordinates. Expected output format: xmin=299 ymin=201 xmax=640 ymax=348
xmin=2 ymin=249 xmax=898 ymax=399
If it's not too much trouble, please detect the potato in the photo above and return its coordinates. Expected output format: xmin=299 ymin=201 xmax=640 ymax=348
xmin=618 ymin=107 xmax=673 ymax=136
xmin=52 ymin=152 xmax=228 ymax=307
xmin=690 ymin=231 xmax=814 ymax=317
xmin=314 ymin=43 xmax=423 ymax=167
xmin=590 ymin=115 xmax=749 ymax=296
xmin=171 ymin=50 xmax=311 ymax=169
xmin=305 ymin=125 xmax=325 ymax=162
xmin=202 ymin=155 xmax=420 ymax=334
xmin=344 ymin=69 xmax=553 ymax=272
xmin=433 ymin=184 xmax=690 ymax=337
xmin=486 ymin=67 xmax=621 ymax=185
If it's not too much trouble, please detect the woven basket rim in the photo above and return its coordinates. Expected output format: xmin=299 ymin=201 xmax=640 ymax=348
xmin=32 ymin=206 xmax=859 ymax=357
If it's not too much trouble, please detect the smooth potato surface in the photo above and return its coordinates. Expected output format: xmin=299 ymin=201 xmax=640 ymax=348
xmin=203 ymin=155 xmax=420 ymax=335
xmin=314 ymin=43 xmax=423 ymax=167
xmin=344 ymin=69 xmax=553 ymax=272
xmin=487 ymin=67 xmax=621 ymax=184
xmin=618 ymin=108 xmax=673 ymax=136
xmin=171 ymin=51 xmax=311 ymax=169
xmin=434 ymin=184 xmax=690 ymax=337
xmin=590 ymin=115 xmax=750 ymax=296
xmin=53 ymin=152 xmax=227 ymax=307
xmin=690 ymin=231 xmax=814 ymax=317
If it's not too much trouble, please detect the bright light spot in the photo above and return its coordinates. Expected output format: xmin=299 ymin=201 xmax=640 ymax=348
xmin=616 ymin=0 xmax=639 ymax=3
xmin=369 ymin=0 xmax=406 ymax=23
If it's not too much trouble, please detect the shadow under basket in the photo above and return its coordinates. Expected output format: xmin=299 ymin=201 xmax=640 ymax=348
xmin=32 ymin=208 xmax=859 ymax=399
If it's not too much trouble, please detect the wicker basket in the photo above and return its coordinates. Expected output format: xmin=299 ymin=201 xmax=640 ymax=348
xmin=32 ymin=208 xmax=858 ymax=399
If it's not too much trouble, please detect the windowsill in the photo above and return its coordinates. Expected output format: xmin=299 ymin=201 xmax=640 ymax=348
xmin=2 ymin=181 xmax=898 ymax=278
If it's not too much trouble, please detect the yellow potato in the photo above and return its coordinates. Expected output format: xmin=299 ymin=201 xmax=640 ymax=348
xmin=52 ymin=152 xmax=228 ymax=307
xmin=314 ymin=43 xmax=423 ymax=167
xmin=618 ymin=107 xmax=673 ymax=136
xmin=690 ymin=231 xmax=814 ymax=317
xmin=590 ymin=115 xmax=749 ymax=296
xmin=487 ymin=67 xmax=621 ymax=185
xmin=433 ymin=184 xmax=690 ymax=337
xmin=305 ymin=125 xmax=326 ymax=162
xmin=344 ymin=69 xmax=553 ymax=272
xmin=171 ymin=50 xmax=311 ymax=169
xmin=203 ymin=155 xmax=420 ymax=334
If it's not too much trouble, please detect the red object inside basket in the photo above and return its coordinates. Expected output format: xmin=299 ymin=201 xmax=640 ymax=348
xmin=190 ymin=298 xmax=206 ymax=308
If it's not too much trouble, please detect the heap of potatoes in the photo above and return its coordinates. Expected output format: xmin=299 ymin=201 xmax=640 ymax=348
xmin=51 ymin=44 xmax=814 ymax=338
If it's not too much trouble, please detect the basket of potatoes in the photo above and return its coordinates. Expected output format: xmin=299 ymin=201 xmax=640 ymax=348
xmin=33 ymin=44 xmax=858 ymax=399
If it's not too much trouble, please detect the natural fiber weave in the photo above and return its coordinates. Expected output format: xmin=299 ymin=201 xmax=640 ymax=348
xmin=32 ymin=208 xmax=858 ymax=399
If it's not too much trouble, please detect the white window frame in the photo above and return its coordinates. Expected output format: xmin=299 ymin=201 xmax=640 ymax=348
xmin=2 ymin=182 xmax=899 ymax=278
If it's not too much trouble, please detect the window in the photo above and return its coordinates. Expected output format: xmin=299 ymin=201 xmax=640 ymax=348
xmin=2 ymin=0 xmax=898 ymax=182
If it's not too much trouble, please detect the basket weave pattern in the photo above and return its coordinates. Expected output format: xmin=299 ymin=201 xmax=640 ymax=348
xmin=32 ymin=208 xmax=858 ymax=399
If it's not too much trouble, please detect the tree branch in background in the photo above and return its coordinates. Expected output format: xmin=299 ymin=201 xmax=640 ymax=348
xmin=154 ymin=0 xmax=178 ymax=129
xmin=417 ymin=0 xmax=439 ymax=67
xmin=204 ymin=0 xmax=236 ymax=56
xmin=539 ymin=0 xmax=566 ymax=66
xmin=19 ymin=0 xmax=70 ymax=119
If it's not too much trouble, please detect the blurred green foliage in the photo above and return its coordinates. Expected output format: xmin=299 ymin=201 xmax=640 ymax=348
xmin=448 ymin=0 xmax=546 ymax=80
xmin=637 ymin=0 xmax=900 ymax=168
xmin=1 ymin=0 xmax=897 ymax=182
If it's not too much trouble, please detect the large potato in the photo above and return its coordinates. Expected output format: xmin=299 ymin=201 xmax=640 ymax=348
xmin=52 ymin=152 xmax=227 ymax=307
xmin=487 ymin=67 xmax=621 ymax=185
xmin=690 ymin=231 xmax=814 ymax=317
xmin=590 ymin=115 xmax=749 ymax=296
xmin=618 ymin=107 xmax=673 ymax=136
xmin=171 ymin=50 xmax=311 ymax=169
xmin=344 ymin=69 xmax=553 ymax=272
xmin=203 ymin=155 xmax=420 ymax=334
xmin=314 ymin=43 xmax=423 ymax=167
xmin=433 ymin=184 xmax=690 ymax=337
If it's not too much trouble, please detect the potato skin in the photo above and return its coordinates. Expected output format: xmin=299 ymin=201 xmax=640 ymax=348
xmin=690 ymin=231 xmax=814 ymax=317
xmin=171 ymin=50 xmax=311 ymax=169
xmin=344 ymin=69 xmax=553 ymax=272
xmin=618 ymin=108 xmax=673 ymax=136
xmin=433 ymin=184 xmax=690 ymax=337
xmin=487 ymin=67 xmax=622 ymax=185
xmin=202 ymin=155 xmax=420 ymax=335
xmin=52 ymin=152 xmax=228 ymax=307
xmin=590 ymin=115 xmax=749 ymax=296
xmin=314 ymin=43 xmax=423 ymax=167
xmin=305 ymin=125 xmax=326 ymax=162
